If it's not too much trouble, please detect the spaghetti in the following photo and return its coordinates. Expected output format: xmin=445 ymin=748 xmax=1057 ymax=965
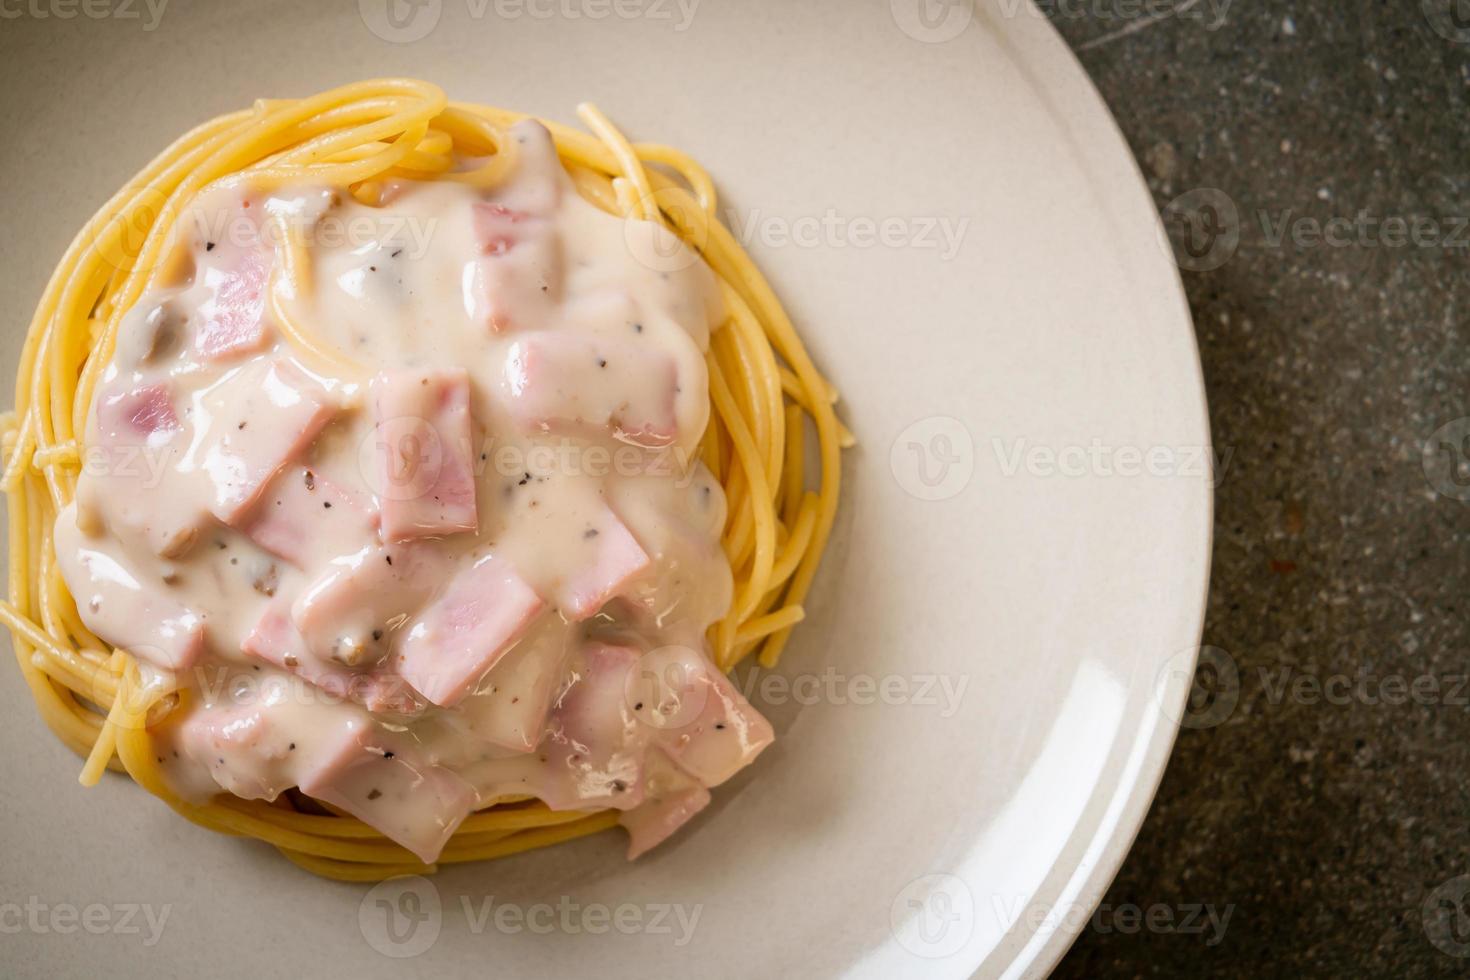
xmin=0 ymin=79 xmax=846 ymax=881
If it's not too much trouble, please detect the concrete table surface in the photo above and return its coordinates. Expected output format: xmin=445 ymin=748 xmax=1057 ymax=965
xmin=1049 ymin=2 xmax=1470 ymax=977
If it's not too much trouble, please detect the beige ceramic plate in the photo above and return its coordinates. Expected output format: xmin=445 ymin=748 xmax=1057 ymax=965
xmin=0 ymin=1 xmax=1210 ymax=977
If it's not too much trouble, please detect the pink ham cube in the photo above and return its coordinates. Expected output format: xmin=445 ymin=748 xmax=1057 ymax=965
xmin=199 ymin=357 xmax=336 ymax=524
xmin=291 ymin=543 xmax=447 ymax=669
xmin=96 ymin=383 xmax=181 ymax=442
xmin=473 ymin=202 xmax=531 ymax=256
xmin=490 ymin=120 xmax=564 ymax=216
xmin=554 ymin=505 xmax=650 ymax=620
xmin=469 ymin=199 xmax=561 ymax=333
xmin=179 ymin=698 xmax=296 ymax=800
xmin=241 ymin=466 xmax=377 ymax=568
xmin=645 ymin=647 xmax=775 ymax=787
xmin=535 ymin=643 xmax=647 ymax=811
xmin=450 ymin=623 xmax=571 ymax=752
xmin=371 ymin=369 xmax=478 ymax=541
xmin=54 ymin=508 xmax=205 ymax=672
xmin=619 ymin=750 xmax=712 ymax=859
xmin=297 ymin=724 xmax=477 ymax=864
xmin=502 ymin=332 xmax=678 ymax=446
xmin=395 ymin=555 xmax=544 ymax=707
xmin=243 ymin=600 xmax=421 ymax=715
xmin=194 ymin=244 xmax=273 ymax=361
xmin=86 ymin=380 xmax=202 ymax=558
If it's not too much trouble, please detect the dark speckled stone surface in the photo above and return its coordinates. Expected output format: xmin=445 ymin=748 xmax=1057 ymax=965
xmin=1048 ymin=2 xmax=1470 ymax=977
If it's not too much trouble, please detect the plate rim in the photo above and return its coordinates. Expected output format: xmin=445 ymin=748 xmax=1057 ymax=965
xmin=971 ymin=4 xmax=1215 ymax=977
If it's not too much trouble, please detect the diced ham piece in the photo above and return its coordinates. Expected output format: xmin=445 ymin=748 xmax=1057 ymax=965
xmin=503 ymin=332 xmax=678 ymax=446
xmin=492 ymin=120 xmax=564 ymax=216
xmin=179 ymin=695 xmax=299 ymax=800
xmin=54 ymin=505 xmax=205 ymax=671
xmin=298 ymin=724 xmax=477 ymax=864
xmin=194 ymin=244 xmax=272 ymax=361
xmin=643 ymin=647 xmax=775 ymax=787
xmin=448 ymin=638 xmax=771 ymax=857
xmin=469 ymin=197 xmax=561 ymax=333
xmin=553 ymin=505 xmax=650 ymax=620
xmin=176 ymin=676 xmax=471 ymax=860
xmin=396 ymin=555 xmax=544 ymax=707
xmin=371 ymin=369 xmax=478 ymax=541
xmin=243 ymin=600 xmax=421 ymax=715
xmin=474 ymin=203 xmax=530 ymax=257
xmin=619 ymin=750 xmax=712 ymax=860
xmin=85 ymin=380 xmax=205 ymax=558
xmin=536 ymin=643 xmax=648 ymax=810
xmin=97 ymin=383 xmax=181 ymax=442
xmin=291 ymin=543 xmax=447 ymax=668
xmin=198 ymin=357 xmax=336 ymax=524
xmin=450 ymin=621 xmax=572 ymax=752
xmin=241 ymin=466 xmax=377 ymax=568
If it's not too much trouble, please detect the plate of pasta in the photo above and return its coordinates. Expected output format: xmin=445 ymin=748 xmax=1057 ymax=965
xmin=0 ymin=2 xmax=1211 ymax=978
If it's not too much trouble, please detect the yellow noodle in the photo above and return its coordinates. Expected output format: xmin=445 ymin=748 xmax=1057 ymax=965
xmin=2 ymin=79 xmax=846 ymax=879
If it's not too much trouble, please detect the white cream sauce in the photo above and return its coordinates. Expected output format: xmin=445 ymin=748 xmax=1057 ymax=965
xmin=56 ymin=122 xmax=772 ymax=863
